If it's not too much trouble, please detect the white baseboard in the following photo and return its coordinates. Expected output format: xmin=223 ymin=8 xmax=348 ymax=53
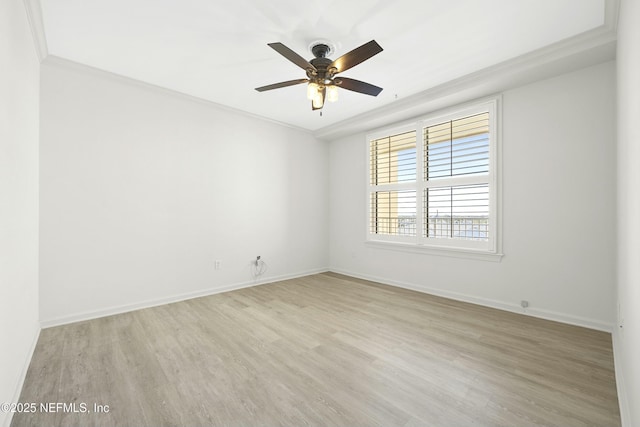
xmin=3 ymin=325 xmax=40 ymax=427
xmin=612 ymin=329 xmax=631 ymax=427
xmin=40 ymin=268 xmax=329 ymax=328
xmin=41 ymin=267 xmax=614 ymax=333
xmin=329 ymin=268 xmax=614 ymax=332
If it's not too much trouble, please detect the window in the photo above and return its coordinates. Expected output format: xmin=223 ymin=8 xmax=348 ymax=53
xmin=370 ymin=130 xmax=417 ymax=236
xmin=367 ymin=98 xmax=500 ymax=257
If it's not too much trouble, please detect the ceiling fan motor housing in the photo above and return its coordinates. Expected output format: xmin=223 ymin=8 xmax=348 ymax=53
xmin=308 ymin=44 xmax=337 ymax=85
xmin=311 ymin=43 xmax=331 ymax=58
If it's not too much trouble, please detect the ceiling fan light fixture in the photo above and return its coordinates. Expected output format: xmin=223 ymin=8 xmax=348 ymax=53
xmin=306 ymin=82 xmax=319 ymax=100
xmin=327 ymin=85 xmax=339 ymax=102
xmin=312 ymin=89 xmax=324 ymax=109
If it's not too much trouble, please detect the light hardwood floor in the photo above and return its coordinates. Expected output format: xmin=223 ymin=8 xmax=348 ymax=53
xmin=12 ymin=273 xmax=620 ymax=427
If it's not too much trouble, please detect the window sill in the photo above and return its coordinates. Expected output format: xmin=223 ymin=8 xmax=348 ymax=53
xmin=365 ymin=240 xmax=504 ymax=262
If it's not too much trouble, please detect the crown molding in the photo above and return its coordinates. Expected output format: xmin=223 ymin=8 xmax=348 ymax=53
xmin=315 ymin=0 xmax=619 ymax=142
xmin=41 ymin=55 xmax=314 ymax=136
xmin=23 ymin=0 xmax=48 ymax=62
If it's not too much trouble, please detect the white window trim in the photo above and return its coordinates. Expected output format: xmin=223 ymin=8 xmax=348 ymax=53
xmin=365 ymin=96 xmax=503 ymax=262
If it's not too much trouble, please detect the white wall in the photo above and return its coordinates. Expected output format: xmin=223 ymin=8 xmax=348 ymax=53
xmin=329 ymin=61 xmax=616 ymax=331
xmin=39 ymin=58 xmax=328 ymax=325
xmin=615 ymin=0 xmax=640 ymax=424
xmin=0 ymin=1 xmax=41 ymax=426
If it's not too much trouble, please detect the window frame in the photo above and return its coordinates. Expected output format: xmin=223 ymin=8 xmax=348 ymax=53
xmin=365 ymin=96 xmax=503 ymax=261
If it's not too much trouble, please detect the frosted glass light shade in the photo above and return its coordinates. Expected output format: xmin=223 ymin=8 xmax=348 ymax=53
xmin=327 ymin=85 xmax=339 ymax=102
xmin=307 ymin=82 xmax=319 ymax=100
xmin=312 ymin=90 xmax=324 ymax=109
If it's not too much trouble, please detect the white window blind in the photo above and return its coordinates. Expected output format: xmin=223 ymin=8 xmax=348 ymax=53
xmin=370 ymin=190 xmax=416 ymax=236
xmin=370 ymin=131 xmax=417 ymax=185
xmin=425 ymin=184 xmax=489 ymax=240
xmin=424 ymin=113 xmax=490 ymax=180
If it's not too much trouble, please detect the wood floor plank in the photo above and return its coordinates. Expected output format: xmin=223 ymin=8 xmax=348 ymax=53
xmin=11 ymin=273 xmax=620 ymax=427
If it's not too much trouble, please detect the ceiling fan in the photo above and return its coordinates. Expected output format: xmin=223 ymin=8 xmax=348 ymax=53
xmin=255 ymin=40 xmax=384 ymax=111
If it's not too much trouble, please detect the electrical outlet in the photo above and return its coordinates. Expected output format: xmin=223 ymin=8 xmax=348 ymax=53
xmin=521 ymin=300 xmax=529 ymax=309
xmin=215 ymin=260 xmax=221 ymax=270
xmin=618 ymin=302 xmax=624 ymax=329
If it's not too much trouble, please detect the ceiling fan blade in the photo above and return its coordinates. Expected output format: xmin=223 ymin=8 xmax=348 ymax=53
xmin=337 ymin=77 xmax=383 ymax=96
xmin=311 ymin=86 xmax=326 ymax=110
xmin=268 ymin=42 xmax=317 ymax=72
xmin=330 ymin=40 xmax=383 ymax=74
xmin=255 ymin=79 xmax=309 ymax=92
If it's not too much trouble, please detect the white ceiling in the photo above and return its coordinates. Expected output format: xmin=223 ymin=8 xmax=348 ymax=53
xmin=37 ymin=0 xmax=608 ymax=132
